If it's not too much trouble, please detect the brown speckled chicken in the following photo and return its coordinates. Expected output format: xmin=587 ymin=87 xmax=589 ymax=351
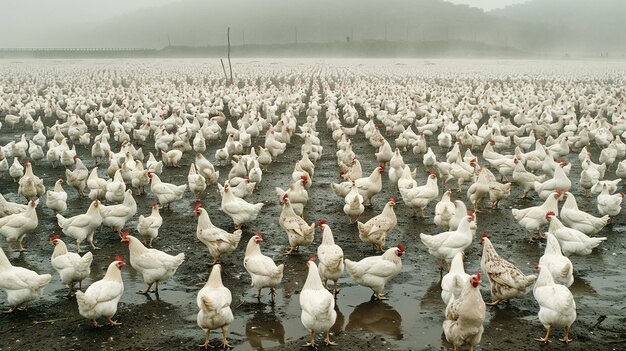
xmin=279 ymin=194 xmax=314 ymax=255
xmin=480 ymin=234 xmax=536 ymax=306
xmin=443 ymin=273 xmax=486 ymax=351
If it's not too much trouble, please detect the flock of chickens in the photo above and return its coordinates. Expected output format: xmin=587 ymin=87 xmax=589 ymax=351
xmin=0 ymin=60 xmax=623 ymax=350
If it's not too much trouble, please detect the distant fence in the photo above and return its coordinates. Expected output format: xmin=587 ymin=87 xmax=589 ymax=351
xmin=0 ymin=48 xmax=158 ymax=58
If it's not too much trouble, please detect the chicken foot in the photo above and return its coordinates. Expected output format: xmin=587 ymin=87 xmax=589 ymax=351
xmin=535 ymin=326 xmax=552 ymax=343
xmin=197 ymin=329 xmax=214 ymax=348
xmin=302 ymin=330 xmax=317 ymax=348
xmin=325 ymin=330 xmax=337 ymax=346
xmin=106 ymin=317 xmax=122 ymax=326
xmin=559 ymin=325 xmax=573 ymax=344
xmin=220 ymin=327 xmax=232 ymax=349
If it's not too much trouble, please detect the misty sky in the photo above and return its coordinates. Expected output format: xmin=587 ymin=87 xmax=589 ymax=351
xmin=447 ymin=0 xmax=529 ymax=10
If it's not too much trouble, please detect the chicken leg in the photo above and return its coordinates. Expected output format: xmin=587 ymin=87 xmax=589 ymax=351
xmin=303 ymin=330 xmax=316 ymax=347
xmin=107 ymin=317 xmax=122 ymax=326
xmin=220 ymin=327 xmax=232 ymax=348
xmin=535 ymin=326 xmax=551 ymax=343
xmin=198 ymin=329 xmax=214 ymax=349
xmin=325 ymin=331 xmax=337 ymax=346
xmin=559 ymin=325 xmax=573 ymax=344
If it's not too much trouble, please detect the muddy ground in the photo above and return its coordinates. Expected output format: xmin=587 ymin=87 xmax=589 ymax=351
xmin=0 ymin=60 xmax=625 ymax=351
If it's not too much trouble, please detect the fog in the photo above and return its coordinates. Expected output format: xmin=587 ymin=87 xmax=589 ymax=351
xmin=0 ymin=0 xmax=624 ymax=57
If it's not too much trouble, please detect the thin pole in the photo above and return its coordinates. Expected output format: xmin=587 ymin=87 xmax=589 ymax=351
xmin=227 ymin=27 xmax=233 ymax=85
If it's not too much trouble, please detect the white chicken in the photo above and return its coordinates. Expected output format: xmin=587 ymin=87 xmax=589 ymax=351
xmin=65 ymin=156 xmax=89 ymax=197
xmin=76 ymin=256 xmax=125 ymax=327
xmin=512 ymin=158 xmax=546 ymax=198
xmin=56 ymin=199 xmax=103 ymax=253
xmin=220 ymin=181 xmax=264 ymax=229
xmin=195 ymin=205 xmax=242 ymax=265
xmin=121 ymin=232 xmax=185 ymax=296
xmin=46 ymin=178 xmax=68 ymax=213
xmin=136 ymin=203 xmax=163 ymax=247
xmin=87 ymin=167 xmax=108 ymax=200
xmin=533 ymin=162 xmax=571 ymax=200
xmin=443 ymin=273 xmax=486 ymax=351
xmin=441 ymin=252 xmax=470 ymax=305
xmin=279 ymin=193 xmax=315 ymax=255
xmin=400 ymin=172 xmax=439 ymax=218
xmin=188 ymin=163 xmax=207 ymax=201
xmin=105 ymin=169 xmax=126 ymax=203
xmin=0 ymin=199 xmax=38 ymax=251
xmin=560 ymin=192 xmax=609 ymax=235
xmin=547 ymin=214 xmax=607 ymax=256
xmin=243 ymin=233 xmax=284 ymax=303
xmin=332 ymin=165 xmax=384 ymax=206
xmin=512 ymin=190 xmax=561 ymax=242
xmin=196 ymin=264 xmax=234 ymax=349
xmin=420 ymin=215 xmax=474 ymax=271
xmin=0 ymin=193 xmax=28 ymax=217
xmin=539 ymin=232 xmax=573 ymax=287
xmin=148 ymin=171 xmax=187 ymax=209
xmin=596 ymin=185 xmax=623 ymax=217
xmin=0 ymin=246 xmax=52 ymax=312
xmin=99 ymin=189 xmax=137 ymax=235
xmin=434 ymin=189 xmax=456 ymax=229
xmin=9 ymin=157 xmax=24 ymax=182
xmin=50 ymin=235 xmax=93 ymax=296
xmin=533 ymin=264 xmax=576 ymax=344
xmin=480 ymin=234 xmax=536 ymax=305
xmin=344 ymin=244 xmax=405 ymax=300
xmin=343 ymin=180 xmax=365 ymax=223
xmin=357 ymin=198 xmax=397 ymax=252
xmin=300 ymin=258 xmax=338 ymax=347
xmin=317 ymin=220 xmax=344 ymax=295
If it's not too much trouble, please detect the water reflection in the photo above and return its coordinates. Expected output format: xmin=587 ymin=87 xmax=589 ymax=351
xmin=346 ymin=300 xmax=403 ymax=340
xmin=330 ymin=303 xmax=345 ymax=335
xmin=245 ymin=311 xmax=285 ymax=350
xmin=419 ymin=280 xmax=445 ymax=312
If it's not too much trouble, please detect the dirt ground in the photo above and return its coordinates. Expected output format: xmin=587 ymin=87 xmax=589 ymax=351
xmin=0 ymin=60 xmax=625 ymax=351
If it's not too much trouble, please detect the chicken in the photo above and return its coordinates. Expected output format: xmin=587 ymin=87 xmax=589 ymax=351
xmin=533 ymin=162 xmax=571 ymax=200
xmin=400 ymin=172 xmax=439 ymax=218
xmin=0 ymin=193 xmax=28 ymax=217
xmin=512 ymin=158 xmax=546 ymax=198
xmin=317 ymin=220 xmax=344 ymax=295
xmin=279 ymin=193 xmax=315 ymax=255
xmin=441 ymin=252 xmax=470 ymax=305
xmin=533 ymin=264 xmax=576 ymax=344
xmin=195 ymin=205 xmax=242 ymax=265
xmin=344 ymin=244 xmax=404 ymax=300
xmin=434 ymin=189 xmax=455 ymax=229
xmin=65 ymin=156 xmax=89 ymax=197
xmin=342 ymin=180 xmax=364 ymax=223
xmin=597 ymin=184 xmax=623 ymax=217
xmin=300 ymin=258 xmax=338 ymax=347
xmin=443 ymin=273 xmax=486 ymax=351
xmin=9 ymin=157 xmax=23 ymax=182
xmin=76 ymin=257 xmax=125 ymax=327
xmin=162 ymin=149 xmax=183 ymax=167
xmin=332 ymin=165 xmax=384 ymax=206
xmin=480 ymin=234 xmax=536 ymax=305
xmin=87 ymin=167 xmax=108 ymax=200
xmin=220 ymin=181 xmax=264 ymax=229
xmin=121 ymin=232 xmax=185 ymax=296
xmin=221 ymin=176 xmax=256 ymax=198
xmin=357 ymin=198 xmax=397 ymax=252
xmin=50 ymin=235 xmax=93 ymax=296
xmin=539 ymin=232 xmax=573 ymax=287
xmin=466 ymin=169 xmax=490 ymax=212
xmin=196 ymin=264 xmax=234 ymax=349
xmin=136 ymin=203 xmax=163 ymax=247
xmin=243 ymin=232 xmax=284 ymax=303
xmin=105 ymin=169 xmax=126 ymax=203
xmin=148 ymin=171 xmax=187 ymax=209
xmin=195 ymin=153 xmax=219 ymax=186
xmin=0 ymin=199 xmax=38 ymax=251
xmin=547 ymin=213 xmax=607 ymax=256
xmin=512 ymin=190 xmax=561 ymax=242
xmin=17 ymin=160 xmax=45 ymax=201
xmin=46 ymin=178 xmax=68 ymax=213
xmin=99 ymin=189 xmax=137 ymax=235
xmin=420 ymin=215 xmax=474 ymax=271
xmin=560 ymin=192 xmax=609 ymax=235
xmin=188 ymin=163 xmax=207 ymax=201
xmin=0 ymin=246 xmax=52 ymax=312
xmin=275 ymin=176 xmax=309 ymax=216
xmin=56 ymin=199 xmax=103 ymax=253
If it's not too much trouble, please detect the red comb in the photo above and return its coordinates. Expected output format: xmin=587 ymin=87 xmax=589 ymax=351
xmin=390 ymin=196 xmax=397 ymax=204
xmin=50 ymin=234 xmax=61 ymax=242
xmin=318 ymin=219 xmax=327 ymax=227
xmin=254 ymin=232 xmax=263 ymax=240
xmin=115 ymin=256 xmax=126 ymax=263
xmin=476 ymin=272 xmax=481 ymax=280
xmin=194 ymin=203 xmax=202 ymax=210
xmin=121 ymin=231 xmax=129 ymax=239
xmin=481 ymin=233 xmax=489 ymax=238
xmin=308 ymin=257 xmax=317 ymax=262
xmin=396 ymin=244 xmax=406 ymax=252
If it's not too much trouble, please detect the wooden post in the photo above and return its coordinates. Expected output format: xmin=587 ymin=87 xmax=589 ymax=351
xmin=220 ymin=59 xmax=228 ymax=82
xmin=227 ymin=27 xmax=233 ymax=85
